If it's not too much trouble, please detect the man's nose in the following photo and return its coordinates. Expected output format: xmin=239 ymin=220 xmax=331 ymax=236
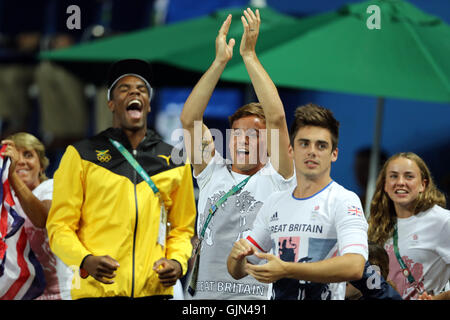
xmin=235 ymin=133 xmax=248 ymax=144
xmin=129 ymin=86 xmax=141 ymax=95
xmin=306 ymin=144 xmax=317 ymax=156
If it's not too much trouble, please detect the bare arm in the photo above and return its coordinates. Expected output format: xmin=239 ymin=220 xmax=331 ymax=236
xmin=246 ymin=251 xmax=365 ymax=284
xmin=180 ymin=14 xmax=235 ymax=176
xmin=9 ymin=173 xmax=49 ymax=228
xmin=419 ymin=290 xmax=450 ymax=300
xmin=433 ymin=290 xmax=450 ymax=300
xmin=240 ymin=8 xmax=293 ymax=179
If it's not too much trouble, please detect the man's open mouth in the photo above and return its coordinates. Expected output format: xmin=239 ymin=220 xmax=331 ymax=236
xmin=127 ymin=99 xmax=143 ymax=119
xmin=236 ymin=148 xmax=249 ymax=155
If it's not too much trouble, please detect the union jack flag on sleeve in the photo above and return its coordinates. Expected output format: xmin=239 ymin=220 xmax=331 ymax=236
xmin=0 ymin=145 xmax=45 ymax=299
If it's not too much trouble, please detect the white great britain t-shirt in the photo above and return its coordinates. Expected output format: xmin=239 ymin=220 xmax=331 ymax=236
xmin=189 ymin=151 xmax=296 ymax=300
xmin=246 ymin=181 xmax=368 ymax=300
xmin=384 ymin=205 xmax=450 ymax=300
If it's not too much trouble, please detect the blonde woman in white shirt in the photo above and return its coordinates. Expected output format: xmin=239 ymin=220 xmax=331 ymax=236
xmin=2 ymin=132 xmax=72 ymax=299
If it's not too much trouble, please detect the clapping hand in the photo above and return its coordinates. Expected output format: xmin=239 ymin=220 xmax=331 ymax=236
xmin=215 ymin=14 xmax=235 ymax=64
xmin=240 ymin=8 xmax=261 ymax=59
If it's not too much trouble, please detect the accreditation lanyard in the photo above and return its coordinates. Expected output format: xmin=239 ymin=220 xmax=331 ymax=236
xmin=199 ymin=175 xmax=251 ymax=240
xmin=109 ymin=138 xmax=167 ymax=248
xmin=393 ymin=224 xmax=424 ymax=292
xmin=187 ymin=174 xmax=252 ymax=296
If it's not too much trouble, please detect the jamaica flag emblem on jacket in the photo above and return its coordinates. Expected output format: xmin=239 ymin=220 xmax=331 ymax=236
xmin=96 ymin=149 xmax=112 ymax=163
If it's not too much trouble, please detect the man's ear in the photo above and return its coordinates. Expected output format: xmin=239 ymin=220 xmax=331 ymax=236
xmin=331 ymin=147 xmax=338 ymax=163
xmin=107 ymin=100 xmax=115 ymax=113
xmin=288 ymin=144 xmax=293 ymax=159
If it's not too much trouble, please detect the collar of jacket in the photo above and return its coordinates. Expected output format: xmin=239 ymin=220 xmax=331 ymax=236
xmin=103 ymin=127 xmax=162 ymax=151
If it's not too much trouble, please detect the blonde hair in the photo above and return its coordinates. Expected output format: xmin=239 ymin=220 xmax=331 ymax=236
xmin=6 ymin=132 xmax=49 ymax=182
xmin=368 ymin=152 xmax=446 ymax=245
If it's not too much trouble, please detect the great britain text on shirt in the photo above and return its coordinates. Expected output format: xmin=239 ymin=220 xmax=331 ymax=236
xmin=269 ymin=223 xmax=323 ymax=234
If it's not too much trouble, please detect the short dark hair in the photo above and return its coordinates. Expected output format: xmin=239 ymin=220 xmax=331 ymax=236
xmin=228 ymin=102 xmax=266 ymax=127
xmin=289 ymin=103 xmax=340 ymax=150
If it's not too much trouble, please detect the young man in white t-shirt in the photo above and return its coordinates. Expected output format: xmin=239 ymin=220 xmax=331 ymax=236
xmin=180 ymin=9 xmax=295 ymax=300
xmin=227 ymin=104 xmax=369 ymax=300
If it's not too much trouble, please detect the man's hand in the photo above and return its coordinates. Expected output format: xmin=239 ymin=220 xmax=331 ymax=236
xmin=229 ymin=238 xmax=256 ymax=261
xmin=418 ymin=291 xmax=433 ymax=300
xmin=82 ymin=255 xmax=120 ymax=284
xmin=227 ymin=239 xmax=259 ymax=280
xmin=153 ymin=258 xmax=182 ymax=287
xmin=418 ymin=291 xmax=450 ymax=300
xmin=240 ymin=8 xmax=260 ymax=59
xmin=215 ymin=14 xmax=235 ymax=64
xmin=245 ymin=251 xmax=288 ymax=283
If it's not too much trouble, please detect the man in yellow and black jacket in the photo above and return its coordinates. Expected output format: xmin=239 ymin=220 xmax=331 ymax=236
xmin=46 ymin=59 xmax=196 ymax=299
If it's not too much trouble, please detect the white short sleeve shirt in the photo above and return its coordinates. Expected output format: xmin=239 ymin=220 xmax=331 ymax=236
xmin=189 ymin=151 xmax=296 ymax=300
xmin=247 ymin=181 xmax=368 ymax=300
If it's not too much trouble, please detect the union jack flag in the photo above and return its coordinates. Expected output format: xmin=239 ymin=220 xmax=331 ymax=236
xmin=0 ymin=145 xmax=45 ymax=299
xmin=347 ymin=205 xmax=363 ymax=217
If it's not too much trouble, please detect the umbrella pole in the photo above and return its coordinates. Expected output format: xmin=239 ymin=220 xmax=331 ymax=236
xmin=364 ymin=97 xmax=385 ymax=218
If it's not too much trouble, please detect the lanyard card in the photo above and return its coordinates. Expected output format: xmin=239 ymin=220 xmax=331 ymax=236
xmin=187 ymin=239 xmax=202 ymax=296
xmin=157 ymin=198 xmax=167 ymax=248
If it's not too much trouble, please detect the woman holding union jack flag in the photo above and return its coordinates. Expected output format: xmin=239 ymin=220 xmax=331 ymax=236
xmin=1 ymin=132 xmax=72 ymax=299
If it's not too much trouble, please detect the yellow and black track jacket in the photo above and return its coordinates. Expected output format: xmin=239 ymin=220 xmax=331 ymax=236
xmin=46 ymin=128 xmax=196 ymax=299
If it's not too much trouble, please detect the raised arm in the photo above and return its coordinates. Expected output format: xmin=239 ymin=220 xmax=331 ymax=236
xmin=240 ymin=8 xmax=293 ymax=179
xmin=1 ymin=140 xmax=49 ymax=228
xmin=180 ymin=14 xmax=235 ymax=176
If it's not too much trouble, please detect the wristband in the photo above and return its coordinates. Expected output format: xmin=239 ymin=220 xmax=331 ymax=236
xmin=79 ymin=254 xmax=92 ymax=279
